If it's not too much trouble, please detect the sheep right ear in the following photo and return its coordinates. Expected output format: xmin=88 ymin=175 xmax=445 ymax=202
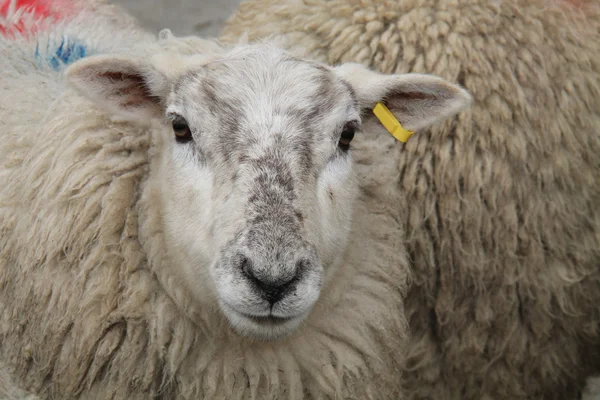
xmin=334 ymin=63 xmax=472 ymax=134
xmin=66 ymin=55 xmax=169 ymax=121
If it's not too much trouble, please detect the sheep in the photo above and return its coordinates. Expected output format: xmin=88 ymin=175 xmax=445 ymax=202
xmin=220 ymin=0 xmax=600 ymax=399
xmin=0 ymin=9 xmax=472 ymax=398
xmin=0 ymin=0 xmax=142 ymax=38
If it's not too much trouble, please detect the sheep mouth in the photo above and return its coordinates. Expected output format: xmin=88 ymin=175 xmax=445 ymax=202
xmin=220 ymin=302 xmax=308 ymax=339
xmin=234 ymin=311 xmax=306 ymax=340
xmin=243 ymin=314 xmax=294 ymax=325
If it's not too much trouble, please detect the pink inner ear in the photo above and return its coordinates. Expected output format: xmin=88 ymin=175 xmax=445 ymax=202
xmin=99 ymin=71 xmax=161 ymax=110
xmin=382 ymin=89 xmax=443 ymax=114
xmin=389 ymin=91 xmax=434 ymax=100
xmin=557 ymin=0 xmax=593 ymax=9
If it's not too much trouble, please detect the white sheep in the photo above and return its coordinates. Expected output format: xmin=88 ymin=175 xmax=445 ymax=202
xmin=0 ymin=17 xmax=471 ymax=398
xmin=220 ymin=0 xmax=600 ymax=399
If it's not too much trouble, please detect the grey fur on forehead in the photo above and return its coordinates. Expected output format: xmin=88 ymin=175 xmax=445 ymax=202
xmin=168 ymin=43 xmax=359 ymax=172
xmin=171 ymin=43 xmax=357 ymax=119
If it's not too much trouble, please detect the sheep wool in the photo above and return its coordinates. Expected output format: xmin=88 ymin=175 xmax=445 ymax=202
xmin=0 ymin=3 xmax=411 ymax=399
xmin=221 ymin=0 xmax=600 ymax=399
xmin=0 ymin=0 xmax=138 ymax=38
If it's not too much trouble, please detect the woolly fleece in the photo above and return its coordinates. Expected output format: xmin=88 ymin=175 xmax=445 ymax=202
xmin=221 ymin=0 xmax=600 ymax=399
xmin=0 ymin=9 xmax=411 ymax=400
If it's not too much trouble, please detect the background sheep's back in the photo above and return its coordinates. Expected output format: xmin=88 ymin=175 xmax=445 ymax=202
xmin=221 ymin=0 xmax=600 ymax=399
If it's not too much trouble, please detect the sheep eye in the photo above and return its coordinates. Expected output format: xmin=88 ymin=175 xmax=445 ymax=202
xmin=172 ymin=116 xmax=192 ymax=143
xmin=338 ymin=122 xmax=357 ymax=151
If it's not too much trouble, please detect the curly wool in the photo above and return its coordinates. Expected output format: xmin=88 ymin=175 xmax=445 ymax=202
xmin=0 ymin=9 xmax=410 ymax=400
xmin=221 ymin=0 xmax=600 ymax=399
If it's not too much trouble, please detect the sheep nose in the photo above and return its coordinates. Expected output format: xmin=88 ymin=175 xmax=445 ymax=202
xmin=239 ymin=255 xmax=302 ymax=304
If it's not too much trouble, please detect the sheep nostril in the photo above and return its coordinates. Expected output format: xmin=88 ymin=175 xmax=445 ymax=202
xmin=295 ymin=258 xmax=308 ymax=273
xmin=240 ymin=255 xmax=254 ymax=280
xmin=293 ymin=258 xmax=311 ymax=279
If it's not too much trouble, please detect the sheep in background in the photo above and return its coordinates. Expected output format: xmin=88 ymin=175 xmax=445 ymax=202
xmin=220 ymin=0 xmax=600 ymax=399
xmin=0 ymin=0 xmax=141 ymax=38
xmin=0 ymin=6 xmax=472 ymax=397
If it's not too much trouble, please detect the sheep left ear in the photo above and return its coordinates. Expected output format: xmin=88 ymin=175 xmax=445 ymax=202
xmin=334 ymin=63 xmax=472 ymax=133
xmin=66 ymin=55 xmax=169 ymax=121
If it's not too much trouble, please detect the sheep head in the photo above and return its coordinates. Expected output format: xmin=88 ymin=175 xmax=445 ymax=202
xmin=65 ymin=33 xmax=471 ymax=340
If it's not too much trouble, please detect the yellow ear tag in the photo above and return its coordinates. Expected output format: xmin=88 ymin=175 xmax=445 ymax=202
xmin=373 ymin=102 xmax=414 ymax=142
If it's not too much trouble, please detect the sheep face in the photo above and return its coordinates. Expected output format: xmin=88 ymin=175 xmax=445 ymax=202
xmin=160 ymin=45 xmax=361 ymax=340
xmin=66 ymin=37 xmax=471 ymax=340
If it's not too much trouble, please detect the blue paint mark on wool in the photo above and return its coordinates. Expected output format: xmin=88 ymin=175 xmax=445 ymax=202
xmin=35 ymin=36 xmax=89 ymax=70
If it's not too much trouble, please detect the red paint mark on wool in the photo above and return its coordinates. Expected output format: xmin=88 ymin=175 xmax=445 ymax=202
xmin=0 ymin=0 xmax=79 ymax=38
xmin=558 ymin=0 xmax=590 ymax=9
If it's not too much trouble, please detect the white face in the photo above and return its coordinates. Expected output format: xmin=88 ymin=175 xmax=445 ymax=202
xmin=66 ymin=36 xmax=471 ymax=340
xmin=159 ymin=46 xmax=360 ymax=339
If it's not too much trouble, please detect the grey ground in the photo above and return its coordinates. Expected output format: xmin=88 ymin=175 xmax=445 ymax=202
xmin=111 ymin=0 xmax=242 ymax=37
